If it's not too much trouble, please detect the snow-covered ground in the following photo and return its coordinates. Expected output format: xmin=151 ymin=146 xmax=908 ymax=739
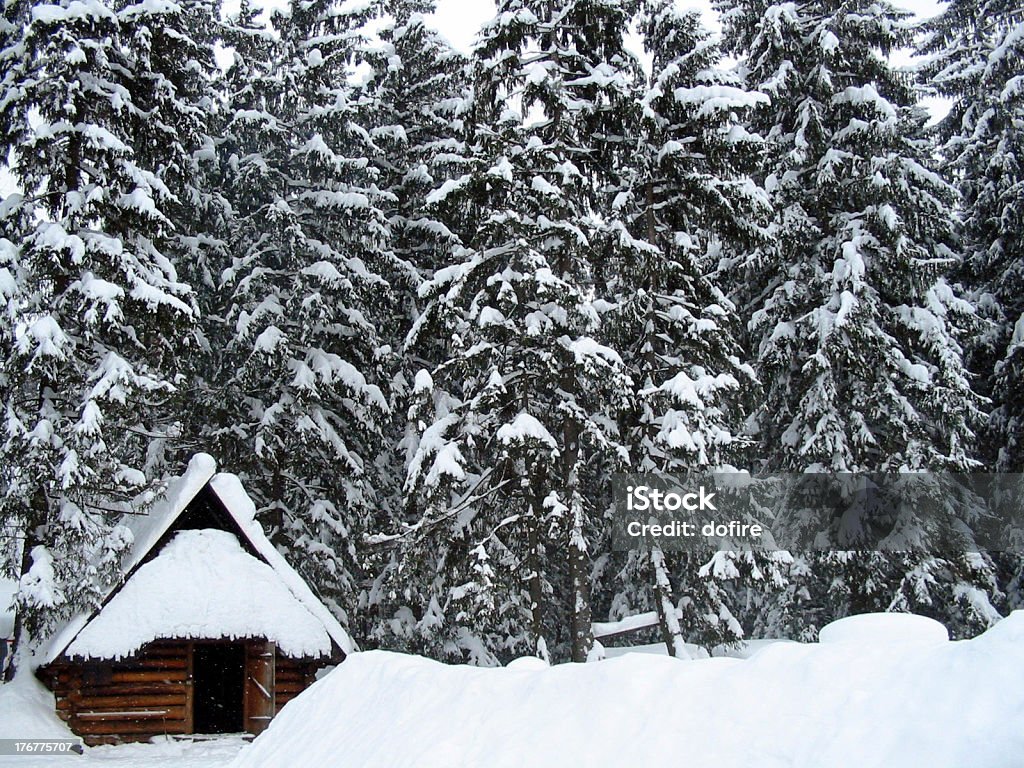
xmin=236 ymin=612 xmax=1024 ymax=768
xmin=2 ymin=612 xmax=1022 ymax=768
xmin=0 ymin=674 xmax=245 ymax=768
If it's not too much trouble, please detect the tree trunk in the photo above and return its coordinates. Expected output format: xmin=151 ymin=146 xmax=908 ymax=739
xmin=651 ymin=546 xmax=690 ymax=659
xmin=525 ymin=486 xmax=546 ymax=656
xmin=4 ymin=488 xmax=46 ymax=681
xmin=568 ymin=505 xmax=594 ymax=662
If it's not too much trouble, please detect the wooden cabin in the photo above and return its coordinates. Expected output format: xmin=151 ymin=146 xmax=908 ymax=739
xmin=35 ymin=455 xmax=352 ymax=745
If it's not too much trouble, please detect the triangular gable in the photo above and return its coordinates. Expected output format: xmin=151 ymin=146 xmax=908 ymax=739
xmin=41 ymin=454 xmax=354 ymax=665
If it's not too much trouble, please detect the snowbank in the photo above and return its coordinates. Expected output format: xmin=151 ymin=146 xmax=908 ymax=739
xmin=603 ymin=637 xmax=796 ymax=661
xmin=0 ymin=673 xmax=75 ymax=742
xmin=67 ymin=530 xmax=334 ymax=660
xmin=233 ymin=612 xmax=1024 ymax=768
xmin=818 ymin=612 xmax=948 ymax=645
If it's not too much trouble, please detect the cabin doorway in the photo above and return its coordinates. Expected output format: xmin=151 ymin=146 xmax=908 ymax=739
xmin=192 ymin=642 xmax=245 ymax=734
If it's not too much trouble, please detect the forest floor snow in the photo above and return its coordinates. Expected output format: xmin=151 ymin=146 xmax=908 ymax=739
xmin=0 ymin=673 xmax=244 ymax=768
xmin=2 ymin=611 xmax=1022 ymax=768
xmin=236 ymin=611 xmax=1024 ymax=768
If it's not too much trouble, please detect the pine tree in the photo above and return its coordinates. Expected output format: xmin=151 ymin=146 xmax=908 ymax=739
xmin=718 ymin=0 xmax=996 ymax=637
xmin=0 ymin=0 xmax=217 ymax=667
xmin=185 ymin=0 xmax=277 ymax=464
xmin=357 ymin=0 xmax=470 ymax=342
xmin=215 ymin=0 xmax=393 ymax=626
xmin=921 ymin=2 xmax=1024 ymax=470
xmin=921 ymin=1 xmax=1024 ymax=624
xmin=354 ymin=2 xmax=472 ymax=592
xmin=598 ymin=0 xmax=783 ymax=655
xmin=384 ymin=0 xmax=642 ymax=664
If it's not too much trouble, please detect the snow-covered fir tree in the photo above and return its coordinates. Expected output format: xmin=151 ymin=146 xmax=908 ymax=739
xmin=354 ymin=1 xmax=472 ymax=566
xmin=214 ymin=0 xmax=393 ymax=627
xmin=382 ymin=0 xmax=642 ymax=664
xmin=357 ymin=0 xmax=470 ymax=345
xmin=718 ymin=0 xmax=998 ymax=637
xmin=921 ymin=1 xmax=1024 ymax=471
xmin=920 ymin=1 xmax=1024 ymax=616
xmin=0 ymin=0 xmax=219 ymax=666
xmin=184 ymin=0 xmax=276 ymax=460
xmin=599 ymin=0 xmax=786 ymax=656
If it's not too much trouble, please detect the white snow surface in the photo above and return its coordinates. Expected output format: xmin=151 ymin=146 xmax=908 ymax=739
xmin=818 ymin=612 xmax=949 ymax=645
xmin=0 ymin=673 xmax=245 ymax=767
xmin=43 ymin=454 xmax=353 ymax=664
xmin=65 ymin=529 xmax=333 ymax=660
xmin=233 ymin=612 xmax=1024 ymax=768
xmin=496 ymin=412 xmax=557 ymax=450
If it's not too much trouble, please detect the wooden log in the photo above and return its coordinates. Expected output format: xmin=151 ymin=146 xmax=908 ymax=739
xmin=71 ymin=683 xmax=187 ymax=697
xmin=114 ymin=658 xmax=188 ymax=671
xmin=71 ymin=719 xmax=189 ymax=736
xmin=140 ymin=644 xmax=189 ymax=656
xmin=109 ymin=669 xmax=187 ymax=684
xmin=75 ymin=706 xmax=187 ymax=722
xmin=67 ymin=694 xmax=186 ymax=710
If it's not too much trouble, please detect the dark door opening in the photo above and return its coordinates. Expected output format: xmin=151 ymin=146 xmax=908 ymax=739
xmin=192 ymin=643 xmax=245 ymax=734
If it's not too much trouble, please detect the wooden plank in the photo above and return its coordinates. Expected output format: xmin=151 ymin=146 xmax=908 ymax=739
xmin=114 ymin=658 xmax=188 ymax=671
xmin=76 ymin=706 xmax=185 ymax=721
xmin=141 ymin=643 xmax=189 ymax=656
xmin=70 ymin=688 xmax=188 ymax=700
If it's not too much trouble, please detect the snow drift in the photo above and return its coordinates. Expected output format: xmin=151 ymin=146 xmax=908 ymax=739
xmin=233 ymin=612 xmax=1024 ymax=768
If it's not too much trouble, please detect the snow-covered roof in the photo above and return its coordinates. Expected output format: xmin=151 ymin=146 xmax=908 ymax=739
xmin=43 ymin=454 xmax=354 ymax=664
xmin=66 ymin=529 xmax=336 ymax=660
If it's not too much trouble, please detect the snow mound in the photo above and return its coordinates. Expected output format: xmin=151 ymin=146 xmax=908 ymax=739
xmin=66 ymin=529 xmax=334 ymax=660
xmin=819 ymin=612 xmax=949 ymax=645
xmin=505 ymin=656 xmax=548 ymax=671
xmin=233 ymin=612 xmax=1024 ymax=768
xmin=0 ymin=673 xmax=76 ymax=741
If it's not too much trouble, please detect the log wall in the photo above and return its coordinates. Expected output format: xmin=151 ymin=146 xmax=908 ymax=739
xmin=43 ymin=640 xmax=323 ymax=746
xmin=48 ymin=641 xmax=191 ymax=746
xmin=274 ymin=654 xmax=317 ymax=712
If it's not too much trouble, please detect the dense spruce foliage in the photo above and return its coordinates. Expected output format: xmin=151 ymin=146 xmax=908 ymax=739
xmin=1 ymin=0 xmax=1022 ymax=669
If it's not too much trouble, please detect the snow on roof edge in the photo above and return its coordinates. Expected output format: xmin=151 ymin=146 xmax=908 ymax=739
xmin=41 ymin=454 xmax=354 ymax=664
xmin=207 ymin=473 xmax=355 ymax=656
xmin=41 ymin=454 xmax=218 ymax=665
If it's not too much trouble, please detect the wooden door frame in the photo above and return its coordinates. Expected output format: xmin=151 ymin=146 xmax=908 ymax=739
xmin=242 ymin=639 xmax=276 ymax=736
